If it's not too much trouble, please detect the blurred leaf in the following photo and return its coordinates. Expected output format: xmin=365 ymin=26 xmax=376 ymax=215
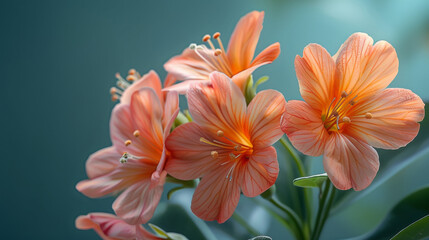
xmin=293 ymin=173 xmax=327 ymax=188
xmin=249 ymin=236 xmax=273 ymax=240
xmin=151 ymin=203 xmax=214 ymax=240
xmin=331 ymin=103 xmax=429 ymax=213
xmin=167 ymin=186 xmax=185 ymax=200
xmin=253 ymin=76 xmax=269 ymax=91
xmin=166 ymin=232 xmax=189 ymax=240
xmin=391 ymin=215 xmax=429 ymax=240
xmin=358 ymin=186 xmax=429 ymax=240
xmin=149 ymin=223 xmax=189 ymax=240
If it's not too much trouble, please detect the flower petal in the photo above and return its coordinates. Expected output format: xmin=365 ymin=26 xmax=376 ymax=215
xmin=165 ymin=122 xmax=222 ymax=180
xmin=247 ymin=90 xmax=286 ymax=148
xmin=76 ymin=213 xmax=159 ymax=240
xmin=162 ymin=91 xmax=179 ymax=130
xmin=163 ymin=73 xmax=177 ymax=88
xmin=164 ymin=48 xmax=213 ymax=82
xmin=336 ymin=32 xmax=398 ymax=98
xmin=191 ymin=163 xmax=240 ymax=223
xmin=239 ymin=146 xmax=278 ymax=197
xmin=295 ymin=43 xmax=336 ymax=112
xmin=346 ymin=88 xmax=425 ymax=149
xmin=76 ymin=160 xmax=155 ymax=198
xmin=113 ymin=171 xmax=166 ymax=224
xmin=121 ymin=70 xmax=163 ymax=105
xmin=188 ymin=72 xmax=247 ymax=140
xmin=250 ymin=42 xmax=281 ymax=67
xmin=323 ymin=133 xmax=379 ymax=191
xmin=86 ymin=147 xmax=121 ymax=179
xmin=163 ymin=79 xmax=211 ymax=94
xmin=227 ymin=11 xmax=264 ymax=73
xmin=281 ymin=100 xmax=329 ymax=156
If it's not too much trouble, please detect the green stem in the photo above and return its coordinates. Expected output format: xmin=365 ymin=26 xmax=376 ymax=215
xmin=232 ymin=212 xmax=261 ymax=237
xmin=280 ymin=137 xmax=313 ymax=231
xmin=268 ymin=198 xmax=305 ymax=240
xmin=311 ymin=179 xmax=335 ymax=240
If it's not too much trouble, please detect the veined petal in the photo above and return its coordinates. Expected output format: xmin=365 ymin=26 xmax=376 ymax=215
xmin=281 ymin=100 xmax=329 ymax=156
xmin=76 ymin=160 xmax=155 ymax=198
xmin=250 ymin=42 xmax=281 ymax=67
xmin=188 ymin=72 xmax=247 ymax=141
xmin=165 ymin=122 xmax=222 ymax=180
xmin=120 ymin=70 xmax=163 ymax=105
xmin=164 ymin=48 xmax=214 ymax=82
xmin=163 ymin=79 xmax=211 ymax=95
xmin=247 ymin=90 xmax=286 ymax=148
xmin=346 ymin=88 xmax=425 ymax=149
xmin=324 ymin=133 xmax=379 ymax=191
xmin=76 ymin=213 xmax=160 ymax=240
xmin=227 ymin=11 xmax=264 ymax=73
xmin=86 ymin=147 xmax=121 ymax=179
xmin=163 ymin=73 xmax=177 ymax=88
xmin=239 ymin=146 xmax=278 ymax=197
xmin=191 ymin=163 xmax=240 ymax=223
xmin=162 ymin=91 xmax=179 ymax=129
xmin=113 ymin=171 xmax=166 ymax=224
xmin=336 ymin=33 xmax=398 ymax=98
xmin=295 ymin=44 xmax=336 ymax=112
xmin=110 ymin=104 xmax=142 ymax=156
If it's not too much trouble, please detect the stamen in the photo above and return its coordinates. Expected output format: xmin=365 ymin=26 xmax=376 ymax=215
xmin=128 ymin=69 xmax=136 ymax=75
xmin=110 ymin=87 xmax=117 ymax=95
xmin=342 ymin=117 xmax=351 ymax=123
xmin=189 ymin=43 xmax=197 ymax=50
xmin=341 ymin=91 xmax=348 ymax=98
xmin=202 ymin=34 xmax=211 ymax=42
xmin=120 ymin=152 xmax=129 ymax=163
xmin=217 ymin=130 xmax=224 ymax=137
xmin=213 ymin=32 xmax=220 ymax=39
xmin=124 ymin=140 xmax=132 ymax=146
xmin=336 ymin=116 xmax=340 ymax=130
xmin=211 ymin=151 xmax=218 ymax=159
xmin=111 ymin=95 xmax=119 ymax=102
xmin=133 ymin=130 xmax=140 ymax=137
xmin=126 ymin=75 xmax=137 ymax=82
xmin=234 ymin=145 xmax=241 ymax=151
xmin=214 ymin=49 xmax=222 ymax=56
xmin=365 ymin=112 xmax=373 ymax=119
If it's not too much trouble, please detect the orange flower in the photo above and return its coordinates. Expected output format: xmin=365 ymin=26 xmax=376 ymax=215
xmin=164 ymin=11 xmax=280 ymax=93
xmin=281 ymin=33 xmax=425 ymax=191
xmin=165 ymin=72 xmax=286 ymax=223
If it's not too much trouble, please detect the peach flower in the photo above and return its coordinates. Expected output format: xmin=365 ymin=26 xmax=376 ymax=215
xmin=76 ymin=71 xmax=179 ymax=224
xmin=164 ymin=11 xmax=280 ymax=93
xmin=281 ymin=33 xmax=425 ymax=190
xmin=165 ymin=72 xmax=286 ymax=223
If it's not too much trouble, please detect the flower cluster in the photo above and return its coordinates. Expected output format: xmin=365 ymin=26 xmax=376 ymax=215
xmin=76 ymin=11 xmax=424 ymax=240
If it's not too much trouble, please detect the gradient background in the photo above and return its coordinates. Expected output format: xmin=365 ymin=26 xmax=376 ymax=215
xmin=2 ymin=0 xmax=429 ymax=239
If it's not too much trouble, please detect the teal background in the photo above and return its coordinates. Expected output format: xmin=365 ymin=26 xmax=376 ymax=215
xmin=1 ymin=0 xmax=429 ymax=239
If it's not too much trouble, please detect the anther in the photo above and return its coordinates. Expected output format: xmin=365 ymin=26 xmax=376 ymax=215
xmin=341 ymin=91 xmax=348 ymax=98
xmin=124 ymin=140 xmax=132 ymax=146
xmin=217 ymin=130 xmax=224 ymax=137
xmin=234 ymin=145 xmax=241 ymax=151
xmin=342 ymin=117 xmax=351 ymax=123
xmin=332 ymin=111 xmax=339 ymax=117
xmin=229 ymin=153 xmax=236 ymax=159
xmin=349 ymin=100 xmax=356 ymax=105
xmin=211 ymin=151 xmax=218 ymax=159
xmin=133 ymin=130 xmax=140 ymax=137
xmin=110 ymin=87 xmax=117 ymax=95
xmin=213 ymin=32 xmax=220 ymax=39
xmin=128 ymin=69 xmax=136 ymax=75
xmin=189 ymin=43 xmax=197 ymax=50
xmin=111 ymin=95 xmax=119 ymax=102
xmin=365 ymin=112 xmax=373 ymax=119
xmin=202 ymin=34 xmax=211 ymax=42
xmin=214 ymin=49 xmax=222 ymax=56
xmin=126 ymin=75 xmax=137 ymax=82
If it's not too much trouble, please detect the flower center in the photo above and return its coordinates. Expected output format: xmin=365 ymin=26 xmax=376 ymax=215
xmin=110 ymin=69 xmax=141 ymax=101
xmin=188 ymin=32 xmax=233 ymax=77
xmin=200 ymin=130 xmax=253 ymax=181
xmin=322 ymin=91 xmax=357 ymax=132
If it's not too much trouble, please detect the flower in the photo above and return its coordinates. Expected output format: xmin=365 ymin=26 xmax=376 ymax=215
xmin=76 ymin=213 xmax=162 ymax=240
xmin=165 ymin=71 xmax=286 ymax=223
xmin=164 ymin=11 xmax=280 ymax=93
xmin=281 ymin=33 xmax=425 ymax=191
xmin=76 ymin=70 xmax=179 ymax=224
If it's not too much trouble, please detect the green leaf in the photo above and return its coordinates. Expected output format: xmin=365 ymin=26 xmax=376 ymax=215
xmin=253 ymin=76 xmax=269 ymax=90
xmin=293 ymin=173 xmax=328 ymax=188
xmin=359 ymin=186 xmax=429 ymax=240
xmin=332 ymin=104 xmax=429 ymax=213
xmin=149 ymin=223 xmax=169 ymax=238
xmin=167 ymin=186 xmax=185 ymax=200
xmin=391 ymin=215 xmax=429 ymax=240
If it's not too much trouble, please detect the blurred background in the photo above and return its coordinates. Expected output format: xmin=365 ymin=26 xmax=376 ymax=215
xmin=1 ymin=0 xmax=429 ymax=239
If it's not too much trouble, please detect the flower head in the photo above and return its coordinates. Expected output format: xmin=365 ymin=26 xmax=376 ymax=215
xmin=281 ymin=33 xmax=425 ymax=190
xmin=164 ymin=11 xmax=280 ymax=93
xmin=76 ymin=213 xmax=162 ymax=240
xmin=165 ymin=72 xmax=286 ymax=223
xmin=76 ymin=70 xmax=179 ymax=224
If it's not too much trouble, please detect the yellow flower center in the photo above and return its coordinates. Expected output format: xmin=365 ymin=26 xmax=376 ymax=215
xmin=200 ymin=130 xmax=253 ymax=181
xmin=322 ymin=91 xmax=357 ymax=133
